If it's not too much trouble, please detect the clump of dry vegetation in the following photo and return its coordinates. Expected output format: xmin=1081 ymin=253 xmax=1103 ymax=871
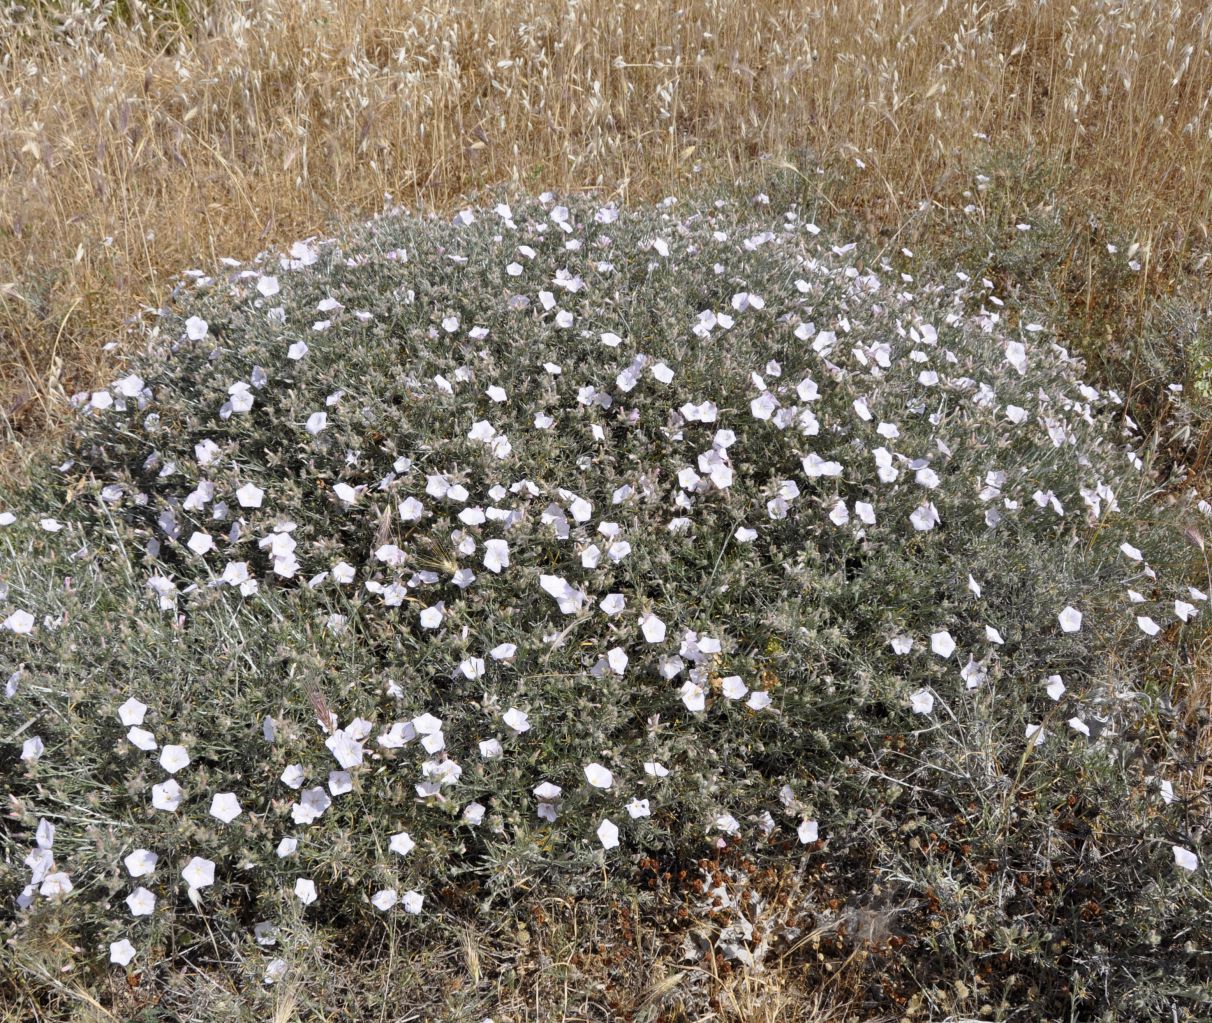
xmin=3 ymin=0 xmax=1212 ymax=461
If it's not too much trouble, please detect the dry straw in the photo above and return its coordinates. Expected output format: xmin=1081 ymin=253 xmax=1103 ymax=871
xmin=2 ymin=0 xmax=1211 ymax=456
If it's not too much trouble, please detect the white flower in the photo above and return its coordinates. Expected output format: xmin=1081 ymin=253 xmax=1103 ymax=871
xmin=410 ymin=713 xmax=441 ymax=737
xmin=458 ymin=657 xmax=486 ymax=681
xmin=227 ymin=381 xmax=254 ymax=414
xmin=181 ymin=856 xmax=215 ymax=889
xmin=640 ymin=613 xmax=667 ymax=643
xmin=533 ymin=781 xmax=563 ymax=801
xmin=1173 ymin=845 xmax=1199 ymax=872
xmin=910 ymin=503 xmax=940 ymax=531
xmin=751 ymin=392 xmax=778 ymax=420
xmin=597 ymin=819 xmax=620 ymax=850
xmin=389 ymin=831 xmax=415 ymax=857
xmin=222 ymin=561 xmax=252 ymax=587
xmin=626 ymin=798 xmax=651 ymax=819
xmin=294 ymin=878 xmax=318 ymax=905
xmin=127 ymin=727 xmax=157 ymax=751
xmin=930 ymin=631 xmax=955 ymax=659
xmin=606 ymin=647 xmax=628 ymax=675
xmin=398 ymin=497 xmax=424 ymax=522
xmin=276 ymin=837 xmax=298 ymax=858
xmin=292 ymin=787 xmax=331 ymax=825
xmin=584 ymin=763 xmax=613 ymax=789
xmin=1045 ymin=675 xmax=1066 ymax=700
xmin=126 ymin=886 xmax=155 ymax=917
xmin=151 ymin=779 xmax=182 ymax=811
xmin=372 ymin=888 xmax=398 ymax=911
xmin=3 ymin=609 xmax=35 ymax=635
xmin=503 ymin=708 xmax=530 ymax=733
xmin=194 ymin=438 xmax=220 ymax=465
xmin=39 ymin=872 xmax=73 ymax=898
xmin=1137 ymin=615 xmax=1161 ymax=636
xmin=22 ymin=736 xmax=45 ymax=762
xmin=109 ymin=939 xmax=137 ymax=966
xmin=484 ymin=539 xmax=510 ymax=573
xmin=801 ymin=453 xmax=842 ymax=477
xmin=123 ymin=849 xmax=158 ymax=878
xmin=915 ymin=467 xmax=940 ymax=489
xmin=600 ymin=593 xmax=626 ymax=615
xmin=1058 ymin=606 xmax=1083 ymax=633
xmin=118 ymin=698 xmax=147 ymax=726
xmin=159 ymin=745 xmax=190 ymax=773
xmin=401 ymin=890 xmax=424 ymax=914
xmin=960 ymin=656 xmax=986 ymax=689
xmin=325 ymin=730 xmax=364 ymax=769
xmin=539 ymin=574 xmax=585 ymax=614
xmin=186 ymin=531 xmax=214 ymax=555
xmin=236 ymin=483 xmax=264 ymax=508
xmin=209 ymin=792 xmax=242 ymax=824
xmin=713 ymin=814 xmax=740 ymax=835
xmin=797 ymin=819 xmax=819 ymax=844
xmin=747 ymin=690 xmax=772 ymax=710
xmin=185 ymin=316 xmax=209 ymax=340
xmin=305 ymin=411 xmax=328 ymax=435
xmin=721 ymin=676 xmax=748 ymax=700
xmin=679 ymin=680 xmax=706 ymax=712
xmin=910 ymin=689 xmax=934 ymax=715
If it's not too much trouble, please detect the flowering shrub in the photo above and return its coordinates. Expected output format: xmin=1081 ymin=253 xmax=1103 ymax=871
xmin=2 ymin=196 xmax=1210 ymax=1018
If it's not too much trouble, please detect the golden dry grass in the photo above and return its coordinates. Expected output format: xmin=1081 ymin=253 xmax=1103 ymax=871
xmin=2 ymin=0 xmax=1211 ymax=462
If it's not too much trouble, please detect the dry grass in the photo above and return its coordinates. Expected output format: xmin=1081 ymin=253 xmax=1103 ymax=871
xmin=2 ymin=890 xmax=875 ymax=1022
xmin=2 ymin=0 xmax=1211 ymax=465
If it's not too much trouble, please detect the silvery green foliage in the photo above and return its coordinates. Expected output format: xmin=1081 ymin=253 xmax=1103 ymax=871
xmin=2 ymin=196 xmax=1209 ymax=1016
